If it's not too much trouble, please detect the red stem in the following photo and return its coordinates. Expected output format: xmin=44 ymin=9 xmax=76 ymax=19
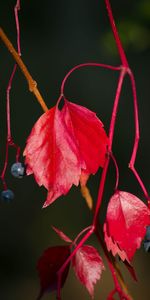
xmin=104 ymin=0 xmax=128 ymax=67
xmin=56 ymin=70 xmax=126 ymax=299
xmin=0 ymin=143 xmax=9 ymax=189
xmin=93 ymin=69 xmax=126 ymax=225
xmin=7 ymin=64 xmax=17 ymax=141
xmin=57 ymin=226 xmax=94 ymax=300
xmin=0 ymin=0 xmax=21 ymax=188
xmin=127 ymin=69 xmax=149 ymax=200
xmin=56 ymin=2 xmax=148 ymax=298
xmin=104 ymin=1 xmax=148 ymax=201
xmin=110 ymin=151 xmax=119 ymax=191
xmin=73 ymin=225 xmax=93 ymax=246
xmin=127 ymin=70 xmax=139 ymax=166
xmin=60 ymin=62 xmax=121 ymax=95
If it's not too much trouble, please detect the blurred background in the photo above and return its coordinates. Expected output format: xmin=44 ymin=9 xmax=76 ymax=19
xmin=0 ymin=0 xmax=150 ymax=299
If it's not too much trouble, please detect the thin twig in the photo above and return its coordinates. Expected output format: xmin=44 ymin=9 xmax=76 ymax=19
xmin=0 ymin=27 xmax=48 ymax=112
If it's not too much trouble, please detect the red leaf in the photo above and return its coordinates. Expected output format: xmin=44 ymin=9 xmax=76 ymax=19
xmin=104 ymin=223 xmax=129 ymax=262
xmin=72 ymin=245 xmax=105 ymax=298
xmin=52 ymin=226 xmax=72 ymax=243
xmin=104 ymin=191 xmax=150 ymax=262
xmin=24 ymin=100 xmax=108 ymax=207
xmin=61 ymin=100 xmax=108 ymax=176
xmin=37 ymin=245 xmax=70 ymax=299
xmin=104 ymin=223 xmax=137 ymax=280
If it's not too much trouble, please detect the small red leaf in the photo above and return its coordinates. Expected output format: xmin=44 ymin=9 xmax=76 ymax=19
xmin=52 ymin=226 xmax=72 ymax=243
xmin=37 ymin=245 xmax=70 ymax=299
xmin=24 ymin=100 xmax=108 ymax=207
xmin=104 ymin=191 xmax=150 ymax=262
xmin=72 ymin=245 xmax=105 ymax=298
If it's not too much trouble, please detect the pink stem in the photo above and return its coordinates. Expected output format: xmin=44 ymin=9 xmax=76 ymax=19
xmin=0 ymin=1 xmax=21 ymax=188
xmin=14 ymin=0 xmax=21 ymax=55
xmin=0 ymin=142 xmax=9 ymax=189
xmin=107 ymin=288 xmax=116 ymax=299
xmin=73 ymin=225 xmax=93 ymax=245
xmin=127 ymin=70 xmax=139 ymax=166
xmin=57 ymin=226 xmax=94 ymax=300
xmin=127 ymin=69 xmax=149 ymax=200
xmin=7 ymin=64 xmax=17 ymax=141
xmin=7 ymin=0 xmax=21 ymax=143
xmin=104 ymin=1 xmax=148 ymax=201
xmin=93 ymin=69 xmax=126 ymax=225
xmin=60 ymin=63 xmax=121 ymax=95
xmin=104 ymin=0 xmax=128 ymax=67
xmin=110 ymin=151 xmax=119 ymax=191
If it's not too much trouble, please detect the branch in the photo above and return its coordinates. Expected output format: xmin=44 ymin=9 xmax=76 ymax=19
xmin=0 ymin=27 xmax=48 ymax=112
xmin=104 ymin=0 xmax=128 ymax=67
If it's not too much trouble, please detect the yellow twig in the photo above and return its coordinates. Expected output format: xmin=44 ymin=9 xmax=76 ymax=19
xmin=0 ymin=27 xmax=48 ymax=112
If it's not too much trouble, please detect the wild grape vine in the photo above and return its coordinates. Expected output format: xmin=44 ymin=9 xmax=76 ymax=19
xmin=0 ymin=1 xmax=149 ymax=300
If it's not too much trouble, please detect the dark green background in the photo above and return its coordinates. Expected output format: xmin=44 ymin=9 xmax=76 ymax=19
xmin=0 ymin=1 xmax=150 ymax=299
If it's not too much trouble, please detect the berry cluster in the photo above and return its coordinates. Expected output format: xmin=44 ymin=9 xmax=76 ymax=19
xmin=1 ymin=162 xmax=25 ymax=202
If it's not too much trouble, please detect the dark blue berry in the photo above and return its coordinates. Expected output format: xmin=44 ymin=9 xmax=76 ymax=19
xmin=11 ymin=162 xmax=25 ymax=178
xmin=143 ymin=240 xmax=150 ymax=253
xmin=1 ymin=189 xmax=14 ymax=202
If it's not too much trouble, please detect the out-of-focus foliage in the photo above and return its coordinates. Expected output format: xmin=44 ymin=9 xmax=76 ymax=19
xmin=102 ymin=0 xmax=150 ymax=55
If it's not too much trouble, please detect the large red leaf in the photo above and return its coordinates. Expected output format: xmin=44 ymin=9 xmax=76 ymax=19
xmin=24 ymin=100 xmax=108 ymax=207
xmin=104 ymin=191 xmax=150 ymax=262
xmin=72 ymin=245 xmax=105 ymax=298
xmin=36 ymin=245 xmax=70 ymax=299
xmin=61 ymin=100 xmax=108 ymax=175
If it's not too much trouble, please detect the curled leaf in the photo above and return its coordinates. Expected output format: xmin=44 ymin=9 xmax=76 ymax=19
xmin=72 ymin=245 xmax=105 ymax=298
xmin=24 ymin=99 xmax=108 ymax=207
xmin=37 ymin=245 xmax=70 ymax=299
xmin=104 ymin=191 xmax=150 ymax=262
